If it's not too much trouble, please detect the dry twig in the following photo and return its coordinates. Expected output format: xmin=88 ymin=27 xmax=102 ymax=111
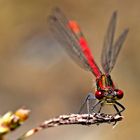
xmin=17 ymin=113 xmax=123 ymax=140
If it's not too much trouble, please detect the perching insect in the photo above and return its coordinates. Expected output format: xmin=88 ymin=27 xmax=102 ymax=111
xmin=48 ymin=8 xmax=129 ymax=115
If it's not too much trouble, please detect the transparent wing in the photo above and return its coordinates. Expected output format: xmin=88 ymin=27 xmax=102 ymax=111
xmin=78 ymin=93 xmax=96 ymax=114
xmin=48 ymin=9 xmax=91 ymax=71
xmin=101 ymin=11 xmax=117 ymax=73
xmin=48 ymin=7 xmax=101 ymax=77
xmin=109 ymin=28 xmax=129 ymax=72
xmin=101 ymin=11 xmax=129 ymax=73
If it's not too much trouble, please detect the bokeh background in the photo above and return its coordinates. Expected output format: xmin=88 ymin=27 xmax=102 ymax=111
xmin=0 ymin=0 xmax=139 ymax=140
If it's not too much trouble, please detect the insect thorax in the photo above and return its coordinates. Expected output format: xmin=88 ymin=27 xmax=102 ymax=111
xmin=96 ymin=74 xmax=115 ymax=91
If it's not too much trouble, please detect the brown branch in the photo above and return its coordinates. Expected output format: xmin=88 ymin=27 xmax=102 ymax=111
xmin=0 ymin=136 xmax=4 ymax=140
xmin=17 ymin=113 xmax=123 ymax=140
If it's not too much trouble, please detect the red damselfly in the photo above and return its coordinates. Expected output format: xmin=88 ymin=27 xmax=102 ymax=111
xmin=48 ymin=8 xmax=129 ymax=115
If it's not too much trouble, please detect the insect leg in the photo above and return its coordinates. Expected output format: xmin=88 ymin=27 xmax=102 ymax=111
xmin=92 ymin=100 xmax=102 ymax=113
xmin=98 ymin=102 xmax=104 ymax=113
xmin=113 ymin=104 xmax=121 ymax=115
xmin=115 ymin=101 xmax=125 ymax=113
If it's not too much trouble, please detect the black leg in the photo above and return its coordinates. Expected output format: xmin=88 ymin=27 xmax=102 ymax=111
xmin=92 ymin=100 xmax=102 ymax=113
xmin=98 ymin=102 xmax=104 ymax=113
xmin=114 ymin=101 xmax=125 ymax=115
xmin=113 ymin=104 xmax=121 ymax=115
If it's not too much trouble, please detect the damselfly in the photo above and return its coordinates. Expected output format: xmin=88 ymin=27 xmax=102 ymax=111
xmin=48 ymin=8 xmax=129 ymax=115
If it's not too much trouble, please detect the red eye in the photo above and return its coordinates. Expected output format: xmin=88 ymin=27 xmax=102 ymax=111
xmin=115 ymin=89 xmax=124 ymax=99
xmin=95 ymin=91 xmax=104 ymax=100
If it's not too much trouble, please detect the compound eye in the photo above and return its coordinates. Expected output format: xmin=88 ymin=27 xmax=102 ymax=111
xmin=95 ymin=91 xmax=104 ymax=100
xmin=115 ymin=89 xmax=124 ymax=99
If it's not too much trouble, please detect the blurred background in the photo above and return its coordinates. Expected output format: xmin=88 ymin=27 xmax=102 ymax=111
xmin=0 ymin=0 xmax=139 ymax=140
